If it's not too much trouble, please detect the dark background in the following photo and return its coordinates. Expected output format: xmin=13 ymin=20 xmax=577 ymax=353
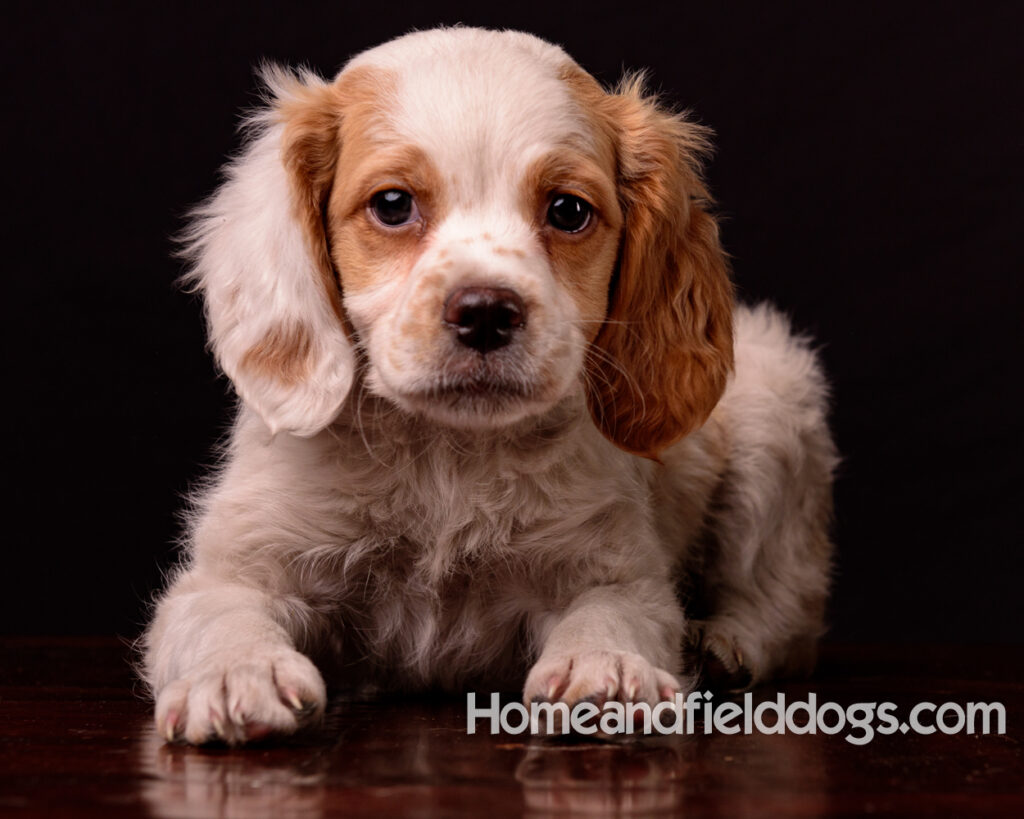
xmin=5 ymin=1 xmax=1021 ymax=642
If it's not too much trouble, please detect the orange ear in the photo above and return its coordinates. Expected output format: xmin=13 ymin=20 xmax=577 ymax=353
xmin=586 ymin=76 xmax=734 ymax=460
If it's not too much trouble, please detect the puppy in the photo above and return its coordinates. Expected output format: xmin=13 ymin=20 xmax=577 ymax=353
xmin=144 ymin=27 xmax=837 ymax=745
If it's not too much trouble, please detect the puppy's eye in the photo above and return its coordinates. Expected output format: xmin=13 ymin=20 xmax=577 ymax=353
xmin=370 ymin=189 xmax=416 ymax=226
xmin=547 ymin=194 xmax=592 ymax=233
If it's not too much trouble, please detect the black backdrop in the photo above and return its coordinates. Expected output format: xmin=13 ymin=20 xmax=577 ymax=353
xmin=6 ymin=1 xmax=1022 ymax=642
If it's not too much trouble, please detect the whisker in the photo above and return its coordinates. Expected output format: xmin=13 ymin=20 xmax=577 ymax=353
xmin=579 ymin=340 xmax=649 ymax=432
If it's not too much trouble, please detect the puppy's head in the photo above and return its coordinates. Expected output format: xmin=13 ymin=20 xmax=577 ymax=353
xmin=186 ymin=28 xmax=733 ymax=457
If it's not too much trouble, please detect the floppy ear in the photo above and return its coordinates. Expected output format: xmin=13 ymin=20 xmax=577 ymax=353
xmin=180 ymin=66 xmax=354 ymax=437
xmin=586 ymin=76 xmax=734 ymax=460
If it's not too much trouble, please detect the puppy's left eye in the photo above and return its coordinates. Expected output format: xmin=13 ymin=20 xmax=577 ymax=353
xmin=370 ymin=189 xmax=416 ymax=226
xmin=547 ymin=194 xmax=592 ymax=233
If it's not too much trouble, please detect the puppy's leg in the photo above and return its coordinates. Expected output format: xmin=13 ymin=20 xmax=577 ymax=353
xmin=144 ymin=574 xmax=326 ymax=745
xmin=524 ymin=577 xmax=685 ymax=708
xmin=696 ymin=478 xmax=833 ymax=689
xmin=695 ymin=309 xmax=837 ymax=687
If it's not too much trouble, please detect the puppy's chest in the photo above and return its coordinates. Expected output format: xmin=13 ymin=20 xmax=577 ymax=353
xmin=338 ymin=514 xmax=537 ymax=688
xmin=350 ymin=479 xmax=540 ymax=585
xmin=311 ymin=430 xmax=653 ymax=679
xmin=340 ymin=449 xmax=568 ymax=564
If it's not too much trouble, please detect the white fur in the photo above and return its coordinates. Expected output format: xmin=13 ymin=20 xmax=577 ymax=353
xmin=144 ymin=28 xmax=837 ymax=745
xmin=179 ymin=90 xmax=355 ymax=437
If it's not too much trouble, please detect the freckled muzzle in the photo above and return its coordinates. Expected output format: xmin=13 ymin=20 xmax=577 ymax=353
xmin=442 ymin=287 xmax=526 ymax=354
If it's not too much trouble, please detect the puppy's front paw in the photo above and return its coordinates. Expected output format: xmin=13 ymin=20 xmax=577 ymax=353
xmin=523 ymin=650 xmax=681 ymax=708
xmin=154 ymin=646 xmax=326 ymax=745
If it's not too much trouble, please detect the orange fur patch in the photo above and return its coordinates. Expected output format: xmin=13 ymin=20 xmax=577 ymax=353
xmin=519 ymin=149 xmax=623 ymax=337
xmin=241 ymin=323 xmax=313 ymax=385
xmin=276 ymin=64 xmax=445 ymax=337
xmin=492 ymin=246 xmax=526 ymax=258
xmin=328 ymin=142 xmax=445 ymax=293
xmin=562 ymin=66 xmax=735 ymax=459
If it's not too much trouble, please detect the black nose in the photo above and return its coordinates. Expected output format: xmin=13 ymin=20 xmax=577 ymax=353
xmin=442 ymin=287 xmax=526 ymax=353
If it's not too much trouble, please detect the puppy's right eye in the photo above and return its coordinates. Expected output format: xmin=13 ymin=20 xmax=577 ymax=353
xmin=370 ymin=189 xmax=416 ymax=226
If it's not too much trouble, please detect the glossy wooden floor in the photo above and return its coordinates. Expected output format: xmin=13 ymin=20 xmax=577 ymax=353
xmin=1 ymin=638 xmax=1021 ymax=817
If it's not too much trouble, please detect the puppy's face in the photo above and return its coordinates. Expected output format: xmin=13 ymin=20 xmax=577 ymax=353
xmin=323 ymin=53 xmax=622 ymax=429
xmin=214 ymin=29 xmax=734 ymax=456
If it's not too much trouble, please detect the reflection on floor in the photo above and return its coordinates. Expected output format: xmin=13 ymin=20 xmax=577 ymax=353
xmin=1 ymin=639 xmax=1021 ymax=817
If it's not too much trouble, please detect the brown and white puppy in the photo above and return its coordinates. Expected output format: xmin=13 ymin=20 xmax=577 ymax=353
xmin=144 ymin=27 xmax=837 ymax=745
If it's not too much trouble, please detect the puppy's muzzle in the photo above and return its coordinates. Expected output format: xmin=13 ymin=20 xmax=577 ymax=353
xmin=442 ymin=287 xmax=526 ymax=354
